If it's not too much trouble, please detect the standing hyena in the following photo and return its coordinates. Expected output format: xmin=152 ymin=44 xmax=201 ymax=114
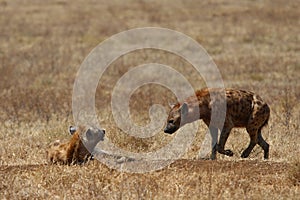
xmin=46 ymin=126 xmax=105 ymax=164
xmin=164 ymin=88 xmax=270 ymax=160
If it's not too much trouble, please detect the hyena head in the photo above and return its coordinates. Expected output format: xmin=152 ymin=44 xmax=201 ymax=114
xmin=164 ymin=103 xmax=189 ymax=134
xmin=69 ymin=126 xmax=105 ymax=152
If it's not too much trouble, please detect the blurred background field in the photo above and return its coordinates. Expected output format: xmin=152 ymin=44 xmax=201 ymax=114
xmin=0 ymin=0 xmax=299 ymax=199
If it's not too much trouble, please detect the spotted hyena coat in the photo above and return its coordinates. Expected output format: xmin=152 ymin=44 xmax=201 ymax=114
xmin=164 ymin=88 xmax=270 ymax=160
xmin=46 ymin=126 xmax=105 ymax=164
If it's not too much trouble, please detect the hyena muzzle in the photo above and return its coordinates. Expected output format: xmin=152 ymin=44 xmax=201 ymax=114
xmin=164 ymin=88 xmax=270 ymax=160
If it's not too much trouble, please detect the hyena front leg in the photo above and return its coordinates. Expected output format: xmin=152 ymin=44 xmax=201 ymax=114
xmin=217 ymin=126 xmax=234 ymax=157
xmin=209 ymin=126 xmax=218 ymax=160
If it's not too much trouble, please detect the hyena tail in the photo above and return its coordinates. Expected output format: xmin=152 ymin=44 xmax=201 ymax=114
xmin=261 ymin=104 xmax=270 ymax=128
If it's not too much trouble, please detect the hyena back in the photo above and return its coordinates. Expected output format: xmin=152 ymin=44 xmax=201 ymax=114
xmin=164 ymin=88 xmax=270 ymax=160
xmin=46 ymin=126 xmax=105 ymax=164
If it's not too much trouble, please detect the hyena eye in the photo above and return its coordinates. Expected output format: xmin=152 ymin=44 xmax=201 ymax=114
xmin=168 ymin=120 xmax=174 ymax=124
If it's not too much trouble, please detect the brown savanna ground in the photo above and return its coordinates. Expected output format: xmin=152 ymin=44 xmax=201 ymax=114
xmin=0 ymin=0 xmax=299 ymax=199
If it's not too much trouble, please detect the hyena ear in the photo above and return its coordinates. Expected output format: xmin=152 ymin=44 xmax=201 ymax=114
xmin=181 ymin=103 xmax=189 ymax=116
xmin=69 ymin=126 xmax=77 ymax=135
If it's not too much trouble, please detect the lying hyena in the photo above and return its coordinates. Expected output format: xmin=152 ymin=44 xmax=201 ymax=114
xmin=164 ymin=88 xmax=270 ymax=160
xmin=46 ymin=126 xmax=105 ymax=164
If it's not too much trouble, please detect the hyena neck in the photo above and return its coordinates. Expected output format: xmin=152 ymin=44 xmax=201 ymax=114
xmin=199 ymin=103 xmax=211 ymax=120
xmin=197 ymin=91 xmax=211 ymax=120
xmin=181 ymin=103 xmax=202 ymax=125
xmin=179 ymin=89 xmax=211 ymax=125
xmin=66 ymin=133 xmax=81 ymax=160
xmin=184 ymin=101 xmax=210 ymax=124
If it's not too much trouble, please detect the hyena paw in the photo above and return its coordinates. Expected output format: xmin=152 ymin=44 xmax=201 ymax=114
xmin=218 ymin=149 xmax=234 ymax=157
xmin=224 ymin=149 xmax=234 ymax=157
xmin=241 ymin=151 xmax=249 ymax=158
xmin=210 ymin=154 xmax=217 ymax=160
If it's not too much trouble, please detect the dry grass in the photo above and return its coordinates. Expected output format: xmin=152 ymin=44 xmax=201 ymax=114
xmin=0 ymin=0 xmax=299 ymax=199
xmin=0 ymin=160 xmax=296 ymax=199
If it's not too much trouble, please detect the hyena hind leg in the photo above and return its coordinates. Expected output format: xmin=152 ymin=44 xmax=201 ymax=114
xmin=257 ymin=129 xmax=269 ymax=159
xmin=241 ymin=127 xmax=258 ymax=158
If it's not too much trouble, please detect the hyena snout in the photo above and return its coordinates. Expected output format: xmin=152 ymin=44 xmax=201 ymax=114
xmin=86 ymin=128 xmax=105 ymax=141
xmin=164 ymin=122 xmax=179 ymax=134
